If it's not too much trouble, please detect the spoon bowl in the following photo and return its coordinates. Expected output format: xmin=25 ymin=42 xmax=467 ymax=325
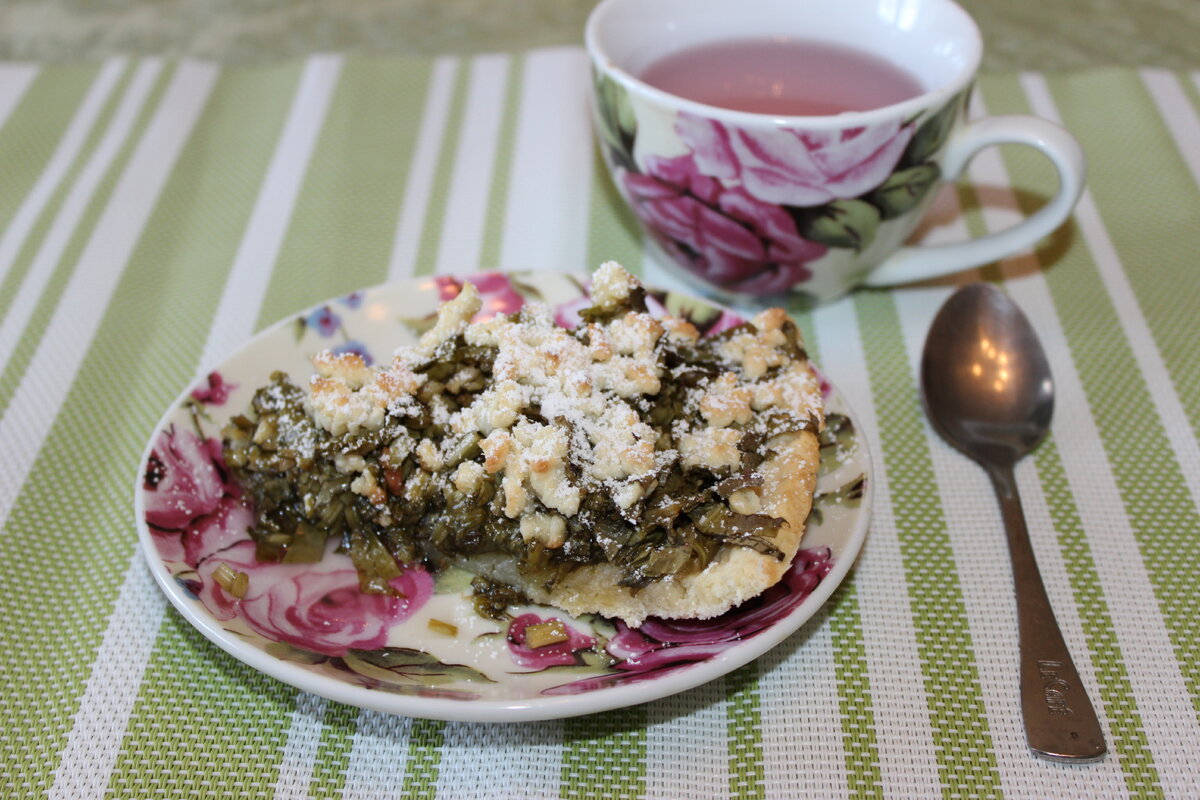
xmin=921 ymin=283 xmax=1106 ymax=763
xmin=922 ymin=283 xmax=1054 ymax=466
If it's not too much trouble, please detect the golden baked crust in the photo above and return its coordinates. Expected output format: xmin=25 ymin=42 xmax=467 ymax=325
xmin=505 ymin=423 xmax=818 ymax=626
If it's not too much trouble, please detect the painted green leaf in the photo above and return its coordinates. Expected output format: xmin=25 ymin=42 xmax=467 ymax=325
xmin=796 ymin=200 xmax=881 ymax=252
xmin=343 ymin=647 xmax=495 ymax=685
xmin=594 ymin=70 xmax=638 ymax=168
xmin=903 ymin=90 xmax=965 ymax=166
xmin=816 ymin=472 xmax=866 ymax=505
xmin=661 ymin=291 xmax=723 ymax=330
xmin=868 ymin=163 xmax=941 ymax=219
xmin=292 ymin=316 xmax=307 ymax=342
xmin=818 ymin=412 xmax=858 ymax=475
xmin=265 ymin=641 xmax=328 ymax=664
xmin=516 ymin=660 xmax=613 ymax=677
xmin=508 ymin=274 xmax=546 ymax=303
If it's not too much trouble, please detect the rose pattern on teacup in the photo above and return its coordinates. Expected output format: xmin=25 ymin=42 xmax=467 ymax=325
xmin=594 ymin=71 xmax=966 ymax=298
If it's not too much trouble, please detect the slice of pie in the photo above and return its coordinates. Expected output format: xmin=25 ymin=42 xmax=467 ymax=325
xmin=222 ymin=263 xmax=823 ymax=626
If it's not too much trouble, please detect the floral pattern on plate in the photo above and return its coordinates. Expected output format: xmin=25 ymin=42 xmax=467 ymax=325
xmin=135 ymin=270 xmax=871 ymax=721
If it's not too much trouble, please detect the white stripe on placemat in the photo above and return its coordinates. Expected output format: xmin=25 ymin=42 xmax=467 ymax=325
xmin=1141 ymin=69 xmax=1200 ymax=187
xmin=1020 ymin=72 xmax=1200 ymax=511
xmin=0 ymin=62 xmax=37 ymax=132
xmin=199 ymin=54 xmax=343 ymax=371
xmin=0 ymin=60 xmax=124 ymax=289
xmin=176 ymin=54 xmax=343 ymax=794
xmin=907 ymin=100 xmax=1128 ymax=792
xmin=270 ymin=693 xmax=329 ymax=799
xmin=972 ymin=88 xmax=1200 ymax=794
xmin=38 ymin=61 xmax=220 ymax=800
xmin=46 ymin=560 xmax=169 ymax=799
xmin=386 ymin=56 xmax=458 ymax=282
xmin=435 ymin=53 xmax=511 ymax=274
xmin=59 ymin=55 xmax=342 ymax=798
xmin=643 ymin=682 xmax=729 ymax=798
xmin=436 ymin=720 xmax=564 ymax=799
xmin=0 ymin=58 xmax=203 ymax=527
xmin=497 ymin=47 xmax=593 ymax=272
xmin=809 ymin=296 xmax=943 ymax=795
xmin=340 ymin=711 xmax=414 ymax=797
xmin=1001 ymin=268 xmax=1192 ymax=794
xmin=758 ymin=616 xmax=847 ymax=797
xmin=0 ymin=59 xmax=156 ymax=379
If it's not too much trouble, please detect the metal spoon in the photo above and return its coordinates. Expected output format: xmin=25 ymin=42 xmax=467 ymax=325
xmin=921 ymin=283 xmax=1106 ymax=763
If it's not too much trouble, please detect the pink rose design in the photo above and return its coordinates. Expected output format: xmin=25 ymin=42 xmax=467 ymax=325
xmin=196 ymin=540 xmax=433 ymax=656
xmin=622 ymin=154 xmax=826 ymax=294
xmin=190 ymin=371 xmax=235 ymax=405
xmin=678 ymin=114 xmax=914 ymax=208
xmin=143 ymin=426 xmax=246 ymax=566
xmin=507 ymin=613 xmax=596 ymax=668
xmin=436 ymin=273 xmax=525 ymax=322
xmin=552 ymin=295 xmax=591 ymax=329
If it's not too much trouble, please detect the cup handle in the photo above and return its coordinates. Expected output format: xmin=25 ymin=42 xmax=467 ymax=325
xmin=860 ymin=115 xmax=1086 ymax=287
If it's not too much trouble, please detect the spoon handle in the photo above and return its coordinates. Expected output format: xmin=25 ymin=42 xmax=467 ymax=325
xmin=989 ymin=465 xmax=1107 ymax=762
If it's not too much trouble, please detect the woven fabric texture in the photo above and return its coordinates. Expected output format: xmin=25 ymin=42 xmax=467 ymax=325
xmin=0 ymin=53 xmax=1199 ymax=799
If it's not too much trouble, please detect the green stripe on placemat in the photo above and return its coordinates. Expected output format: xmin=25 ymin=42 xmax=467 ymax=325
xmin=854 ymin=291 xmax=1003 ymax=798
xmin=98 ymin=61 xmax=309 ymax=796
xmin=1180 ymin=70 xmax=1200 ymax=116
xmin=725 ymin=663 xmax=765 ymax=800
xmin=0 ymin=63 xmax=102 ymax=319
xmin=978 ymin=71 xmax=1167 ymax=799
xmin=1046 ymin=70 xmax=1200 ymax=719
xmin=1033 ymin=440 xmax=1163 ymax=798
xmin=107 ymin=616 xmax=297 ymax=798
xmin=984 ymin=71 xmax=1200 ymax=723
xmin=0 ymin=60 xmax=145 ymax=415
xmin=478 ymin=54 xmax=524 ymax=271
xmin=1054 ymin=70 xmax=1200 ymax=447
xmin=0 ymin=63 xmax=180 ymax=798
xmin=400 ymin=718 xmax=446 ymax=800
xmin=829 ymin=584 xmax=883 ymax=800
xmin=561 ymin=709 xmax=648 ymax=800
xmin=586 ymin=145 xmax=642 ymax=273
xmin=413 ymin=58 xmax=471 ymax=278
xmin=803 ymin=304 xmax=884 ymax=800
xmin=260 ymin=56 xmax=433 ymax=322
xmin=309 ymin=702 xmax=359 ymax=800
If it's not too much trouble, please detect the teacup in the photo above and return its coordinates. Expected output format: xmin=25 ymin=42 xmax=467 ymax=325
xmin=585 ymin=0 xmax=1086 ymax=305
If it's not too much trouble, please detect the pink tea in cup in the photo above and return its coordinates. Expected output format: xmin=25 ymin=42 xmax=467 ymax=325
xmin=639 ymin=37 xmax=926 ymax=116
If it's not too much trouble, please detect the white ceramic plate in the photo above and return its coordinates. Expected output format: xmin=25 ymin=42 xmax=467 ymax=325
xmin=134 ymin=271 xmax=871 ymax=722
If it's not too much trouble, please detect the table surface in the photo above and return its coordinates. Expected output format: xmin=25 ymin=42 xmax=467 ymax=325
xmin=1 ymin=4 xmax=1199 ymax=800
xmin=0 ymin=0 xmax=1198 ymax=69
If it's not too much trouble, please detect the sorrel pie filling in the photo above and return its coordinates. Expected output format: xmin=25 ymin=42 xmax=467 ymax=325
xmin=222 ymin=263 xmax=823 ymax=626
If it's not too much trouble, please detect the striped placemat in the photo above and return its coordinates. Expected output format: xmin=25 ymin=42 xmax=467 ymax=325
xmin=1 ymin=50 xmax=1198 ymax=799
